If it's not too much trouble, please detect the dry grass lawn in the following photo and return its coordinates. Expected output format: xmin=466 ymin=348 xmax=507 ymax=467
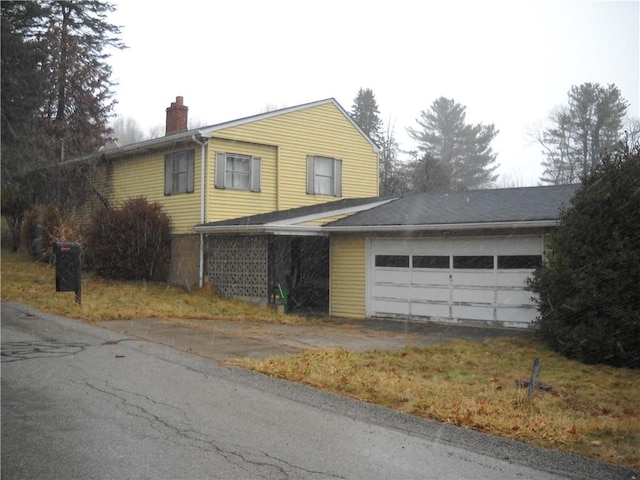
xmin=0 ymin=250 xmax=309 ymax=324
xmin=230 ymin=341 xmax=640 ymax=469
xmin=2 ymin=249 xmax=639 ymax=470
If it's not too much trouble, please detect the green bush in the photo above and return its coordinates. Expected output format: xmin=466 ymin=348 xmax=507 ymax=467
xmin=88 ymin=197 xmax=171 ymax=281
xmin=528 ymin=145 xmax=640 ymax=367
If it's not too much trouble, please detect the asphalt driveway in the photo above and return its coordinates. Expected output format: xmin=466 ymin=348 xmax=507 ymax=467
xmin=96 ymin=316 xmax=531 ymax=362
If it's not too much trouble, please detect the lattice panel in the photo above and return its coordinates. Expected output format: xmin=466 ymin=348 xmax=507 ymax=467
xmin=206 ymin=236 xmax=268 ymax=298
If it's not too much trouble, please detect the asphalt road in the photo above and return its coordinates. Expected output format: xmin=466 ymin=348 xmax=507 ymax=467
xmin=1 ymin=302 xmax=635 ymax=480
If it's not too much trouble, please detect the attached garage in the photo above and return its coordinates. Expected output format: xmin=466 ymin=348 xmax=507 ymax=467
xmin=326 ymin=185 xmax=578 ymax=327
xmin=367 ymin=236 xmax=543 ymax=328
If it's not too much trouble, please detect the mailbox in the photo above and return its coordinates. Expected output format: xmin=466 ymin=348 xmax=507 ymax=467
xmin=54 ymin=242 xmax=81 ymax=304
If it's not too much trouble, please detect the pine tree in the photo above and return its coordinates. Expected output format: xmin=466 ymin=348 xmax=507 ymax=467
xmin=2 ymin=0 xmax=124 ymax=219
xmin=351 ymin=88 xmax=401 ymax=196
xmin=1 ymin=1 xmax=50 ymax=175
xmin=350 ymin=88 xmax=383 ymax=142
xmin=41 ymin=0 xmax=125 ymax=162
xmin=407 ymin=97 xmax=498 ymax=191
xmin=1 ymin=0 xmax=124 ymax=174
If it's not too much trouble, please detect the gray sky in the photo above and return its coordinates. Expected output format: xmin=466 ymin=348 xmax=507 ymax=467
xmin=108 ymin=0 xmax=639 ymax=186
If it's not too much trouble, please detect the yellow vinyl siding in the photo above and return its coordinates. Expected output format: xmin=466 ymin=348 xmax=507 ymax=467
xmin=206 ymin=139 xmax=277 ymax=222
xmin=109 ymin=148 xmax=201 ymax=234
xmin=212 ymin=102 xmax=378 ymax=211
xmin=330 ymin=234 xmax=366 ymax=319
xmin=107 ymin=100 xmax=377 ymax=233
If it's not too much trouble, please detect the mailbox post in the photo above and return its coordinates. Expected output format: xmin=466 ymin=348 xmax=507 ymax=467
xmin=54 ymin=242 xmax=82 ymax=304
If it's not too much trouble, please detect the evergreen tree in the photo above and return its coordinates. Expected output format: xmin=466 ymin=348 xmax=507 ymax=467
xmin=1 ymin=0 xmax=124 ymax=175
xmin=1 ymin=1 xmax=50 ymax=175
xmin=407 ymin=97 xmax=498 ymax=191
xmin=536 ymin=83 xmax=628 ymax=184
xmin=350 ymin=88 xmax=383 ymax=142
xmin=41 ymin=0 xmax=125 ymax=162
xmin=1 ymin=0 xmax=124 ymax=228
xmin=350 ymin=88 xmax=403 ymax=196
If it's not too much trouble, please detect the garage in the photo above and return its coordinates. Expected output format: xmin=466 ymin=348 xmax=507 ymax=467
xmin=367 ymin=236 xmax=544 ymax=327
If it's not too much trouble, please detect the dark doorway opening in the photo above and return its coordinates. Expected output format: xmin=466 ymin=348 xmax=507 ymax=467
xmin=269 ymin=236 xmax=329 ymax=314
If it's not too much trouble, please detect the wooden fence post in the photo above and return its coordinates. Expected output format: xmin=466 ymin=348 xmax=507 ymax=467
xmin=527 ymin=358 xmax=540 ymax=400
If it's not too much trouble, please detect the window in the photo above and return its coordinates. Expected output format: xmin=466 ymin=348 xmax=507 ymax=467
xmin=164 ymin=150 xmax=195 ymax=195
xmin=215 ymin=152 xmax=261 ymax=191
xmin=453 ymin=255 xmax=494 ymax=269
xmin=413 ymin=255 xmax=449 ymax=269
xmin=306 ymin=155 xmax=342 ymax=196
xmin=497 ymin=255 xmax=542 ymax=269
xmin=375 ymin=255 xmax=409 ymax=267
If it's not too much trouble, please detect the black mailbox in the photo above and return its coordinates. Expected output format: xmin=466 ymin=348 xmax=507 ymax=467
xmin=54 ymin=242 xmax=81 ymax=304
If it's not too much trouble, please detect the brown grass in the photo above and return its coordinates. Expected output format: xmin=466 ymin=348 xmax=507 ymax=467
xmin=3 ymin=249 xmax=639 ymax=469
xmin=230 ymin=337 xmax=640 ymax=469
xmin=0 ymin=250 xmax=309 ymax=324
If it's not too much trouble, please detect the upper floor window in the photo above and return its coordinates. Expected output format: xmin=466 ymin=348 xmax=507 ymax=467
xmin=214 ymin=152 xmax=261 ymax=191
xmin=164 ymin=150 xmax=195 ymax=195
xmin=306 ymin=155 xmax=342 ymax=197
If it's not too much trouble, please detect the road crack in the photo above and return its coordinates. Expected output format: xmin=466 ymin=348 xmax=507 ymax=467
xmin=1 ymin=341 xmax=88 ymax=363
xmin=83 ymin=381 xmax=342 ymax=478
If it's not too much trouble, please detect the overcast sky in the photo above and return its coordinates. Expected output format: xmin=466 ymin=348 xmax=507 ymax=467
xmin=108 ymin=0 xmax=639 ymax=186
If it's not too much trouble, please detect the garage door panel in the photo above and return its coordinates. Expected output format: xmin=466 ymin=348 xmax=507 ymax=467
xmin=411 ymin=302 xmax=449 ymax=318
xmin=452 ymin=305 xmax=495 ymax=321
xmin=452 ymin=288 xmax=494 ymax=304
xmin=452 ymin=272 xmax=495 ymax=287
xmin=375 ymin=268 xmax=411 ymax=284
xmin=496 ymin=272 xmax=530 ymax=288
xmin=373 ymin=299 xmax=410 ymax=315
xmin=496 ymin=289 xmax=535 ymax=306
xmin=410 ymin=286 xmax=450 ymax=302
xmin=411 ymin=271 xmax=450 ymax=286
xmin=373 ymin=284 xmax=410 ymax=300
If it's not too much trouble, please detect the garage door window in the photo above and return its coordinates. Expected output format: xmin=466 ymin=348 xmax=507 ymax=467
xmin=497 ymin=255 xmax=542 ymax=269
xmin=413 ymin=255 xmax=449 ymax=269
xmin=453 ymin=255 xmax=494 ymax=269
xmin=375 ymin=255 xmax=409 ymax=267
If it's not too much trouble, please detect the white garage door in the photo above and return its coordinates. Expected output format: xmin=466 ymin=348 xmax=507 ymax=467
xmin=368 ymin=236 xmax=543 ymax=328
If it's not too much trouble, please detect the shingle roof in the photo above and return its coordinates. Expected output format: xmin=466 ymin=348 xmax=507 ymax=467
xmin=326 ymin=184 xmax=579 ymax=227
xmin=196 ymin=197 xmax=387 ymax=227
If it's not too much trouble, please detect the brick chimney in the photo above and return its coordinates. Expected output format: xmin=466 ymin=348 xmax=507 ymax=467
xmin=165 ymin=96 xmax=188 ymax=135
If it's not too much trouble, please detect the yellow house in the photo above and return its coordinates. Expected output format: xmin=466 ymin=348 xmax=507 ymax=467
xmin=99 ymin=97 xmax=379 ymax=289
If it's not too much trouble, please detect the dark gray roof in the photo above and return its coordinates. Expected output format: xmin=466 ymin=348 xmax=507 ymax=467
xmin=196 ymin=197 xmax=386 ymax=227
xmin=326 ymin=184 xmax=579 ymax=227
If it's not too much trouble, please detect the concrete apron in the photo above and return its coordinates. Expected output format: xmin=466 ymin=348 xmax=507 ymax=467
xmin=96 ymin=317 xmax=530 ymax=362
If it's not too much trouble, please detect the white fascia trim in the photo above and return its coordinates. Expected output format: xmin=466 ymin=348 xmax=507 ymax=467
xmin=268 ymin=198 xmax=397 ymax=226
xmin=193 ymin=224 xmax=327 ymax=236
xmin=322 ymin=220 xmax=560 ymax=233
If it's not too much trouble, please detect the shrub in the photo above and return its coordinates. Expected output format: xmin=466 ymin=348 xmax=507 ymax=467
xmin=527 ymin=145 xmax=640 ymax=367
xmin=20 ymin=204 xmax=78 ymax=262
xmin=88 ymin=197 xmax=171 ymax=281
